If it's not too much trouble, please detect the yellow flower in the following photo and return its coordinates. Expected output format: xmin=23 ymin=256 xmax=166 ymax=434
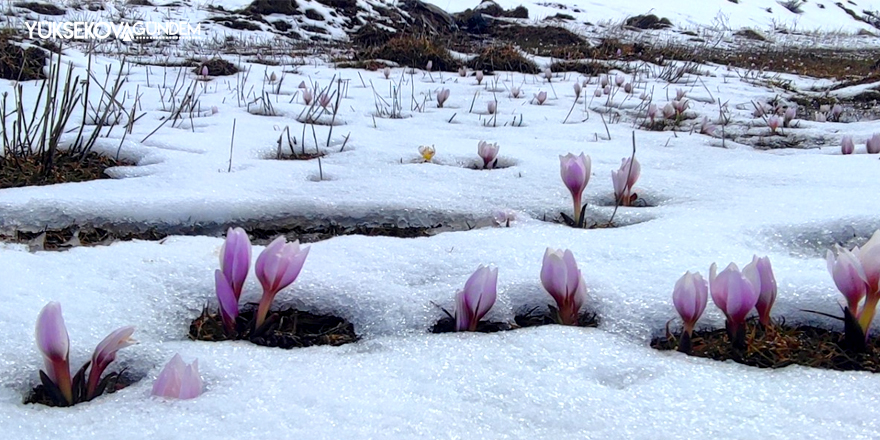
xmin=419 ymin=145 xmax=435 ymax=162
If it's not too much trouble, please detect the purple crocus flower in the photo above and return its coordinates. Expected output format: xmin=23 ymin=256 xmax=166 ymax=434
xmin=647 ymin=104 xmax=658 ymax=123
xmin=454 ymin=266 xmax=498 ymax=331
xmin=86 ymin=326 xmax=135 ymax=400
xmin=254 ymin=237 xmax=311 ymax=328
xmin=867 ymin=133 xmax=880 ymax=154
xmin=215 ymin=269 xmax=238 ymax=333
xmin=742 ymin=255 xmax=777 ymax=326
xmin=611 ymin=157 xmax=640 ymax=206
xmin=673 ymin=271 xmax=708 ymax=334
xmin=152 ymin=354 xmax=202 ymax=400
xmin=436 ymin=88 xmax=450 ymax=108
xmin=826 ymin=244 xmax=868 ymax=314
xmin=220 ymin=227 xmax=251 ymax=301
xmin=477 ymin=141 xmax=499 ymax=169
xmin=200 ymin=65 xmax=208 ymax=77
xmin=841 ymin=136 xmax=855 ymax=155
xmin=783 ymin=106 xmax=796 ymax=126
xmin=35 ymin=302 xmax=72 ymax=405
xmin=540 ymin=248 xmax=588 ymax=326
xmin=302 ymin=89 xmax=313 ymax=106
xmin=535 ymin=91 xmax=547 ymax=105
xmin=710 ymin=262 xmax=758 ymax=347
xmin=767 ymin=115 xmax=780 ymax=133
xmin=559 ymin=152 xmax=591 ymax=226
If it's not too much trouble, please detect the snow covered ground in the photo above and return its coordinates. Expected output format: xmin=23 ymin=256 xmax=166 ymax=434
xmin=2 ymin=0 xmax=880 ymax=438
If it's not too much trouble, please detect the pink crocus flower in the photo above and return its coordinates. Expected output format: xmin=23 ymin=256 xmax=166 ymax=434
xmin=86 ymin=326 xmax=136 ymax=400
xmin=254 ymin=237 xmax=310 ymax=328
xmin=477 ymin=140 xmax=499 ymax=169
xmin=454 ymin=266 xmax=498 ymax=331
xmin=742 ymin=255 xmax=777 ymax=326
xmin=710 ymin=262 xmax=759 ymax=347
xmin=767 ymin=115 xmax=780 ymax=133
xmin=540 ymin=248 xmax=588 ymax=325
xmin=611 ymin=157 xmax=640 ymax=206
xmin=151 ymin=354 xmax=202 ymax=400
xmin=826 ymin=244 xmax=868 ymax=315
xmin=841 ymin=136 xmax=855 ymax=155
xmin=559 ymin=152 xmax=591 ymax=226
xmin=535 ymin=91 xmax=547 ymax=105
xmin=436 ymin=88 xmax=450 ymax=108
xmin=867 ymin=133 xmax=880 ymax=154
xmin=673 ymin=271 xmax=708 ymax=334
xmin=35 ymin=302 xmax=72 ymax=405
xmin=220 ymin=227 xmax=251 ymax=301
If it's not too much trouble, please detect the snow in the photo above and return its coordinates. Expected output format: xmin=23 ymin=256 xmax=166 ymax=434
xmin=2 ymin=0 xmax=880 ymax=438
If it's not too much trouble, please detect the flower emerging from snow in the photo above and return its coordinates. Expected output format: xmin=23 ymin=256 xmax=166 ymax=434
xmin=454 ymin=266 xmax=498 ymax=331
xmin=475 ymin=70 xmax=484 ymax=85
xmin=425 ymin=60 xmax=433 ymax=71
xmin=458 ymin=67 xmax=467 ymax=77
xmin=767 ymin=115 xmax=780 ymax=133
xmin=831 ymin=104 xmax=843 ymax=121
xmin=742 ymin=255 xmax=777 ymax=327
xmin=827 ymin=245 xmax=868 ymax=317
xmin=478 ymin=140 xmax=499 ymax=169
xmin=419 ymin=145 xmax=435 ymax=162
xmin=383 ymin=67 xmax=391 ymax=79
xmin=535 ymin=91 xmax=547 ymax=105
xmin=600 ymin=75 xmax=609 ymax=88
xmin=675 ymin=88 xmax=686 ymax=101
xmin=200 ymin=65 xmax=208 ymax=77
xmin=867 ymin=133 xmax=880 ymax=154
xmin=152 ymin=354 xmax=202 ymax=400
xmin=624 ymin=83 xmax=633 ymax=94
xmin=510 ymin=86 xmax=521 ymax=99
xmin=672 ymin=271 xmax=708 ymax=352
xmin=559 ymin=152 xmax=591 ymax=227
xmin=318 ymin=93 xmax=331 ymax=109
xmin=220 ymin=227 xmax=251 ymax=301
xmin=541 ymin=248 xmax=588 ymax=326
xmin=302 ymin=89 xmax=313 ymax=106
xmin=783 ymin=106 xmax=796 ymax=127
xmin=543 ymin=68 xmax=553 ymax=82
xmin=87 ymin=326 xmax=136 ymax=400
xmin=814 ymin=111 xmax=826 ymax=123
xmin=841 ymin=136 xmax=855 ymax=155
xmin=487 ymin=100 xmax=496 ymax=115
xmin=699 ymin=116 xmax=716 ymax=136
xmin=615 ymin=75 xmax=625 ymax=87
xmin=611 ymin=157 xmax=640 ymax=206
xmin=593 ymin=88 xmax=603 ymax=98
xmin=254 ymin=237 xmax=311 ymax=329
xmin=647 ymin=104 xmax=658 ymax=123
xmin=573 ymin=82 xmax=582 ymax=98
xmin=436 ymin=88 xmax=450 ymax=108
xmin=662 ymin=103 xmax=676 ymax=119
xmin=709 ymin=262 xmax=758 ymax=348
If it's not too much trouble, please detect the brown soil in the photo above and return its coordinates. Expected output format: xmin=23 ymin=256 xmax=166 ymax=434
xmin=652 ymin=320 xmax=880 ymax=372
xmin=189 ymin=306 xmax=359 ymax=349
xmin=0 ymin=151 xmax=130 ymax=189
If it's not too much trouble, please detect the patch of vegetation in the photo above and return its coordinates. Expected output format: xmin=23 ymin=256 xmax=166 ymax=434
xmin=735 ymin=28 xmax=768 ymax=41
xmin=193 ymin=58 xmax=239 ymax=76
xmin=467 ymin=44 xmax=538 ymax=74
xmin=0 ymin=151 xmax=129 ymax=189
xmin=548 ymin=60 xmax=608 ymax=75
xmin=491 ymin=24 xmax=588 ymax=57
xmin=779 ymin=0 xmax=806 ymax=14
xmin=351 ymin=23 xmax=394 ymax=47
xmin=191 ymin=307 xmax=358 ymax=349
xmin=13 ymin=1 xmax=65 ymax=15
xmin=364 ymin=35 xmax=459 ymax=71
xmin=545 ymin=13 xmax=575 ymax=21
xmin=0 ymin=34 xmax=47 ymax=81
xmin=243 ymin=0 xmax=300 ymax=15
xmin=624 ymin=14 xmax=672 ymax=29
xmin=304 ymin=8 xmax=324 ymax=21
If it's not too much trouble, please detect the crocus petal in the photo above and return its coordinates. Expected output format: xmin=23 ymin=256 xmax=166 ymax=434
xmin=708 ymin=262 xmax=726 ymax=314
xmin=220 ymin=227 xmax=251 ymax=300
xmin=474 ymin=267 xmax=498 ymax=320
xmin=215 ymin=269 xmax=238 ymax=329
xmin=274 ymin=243 xmax=310 ymax=293
xmin=178 ymin=360 xmax=202 ymax=400
xmin=152 ymin=354 xmax=184 ymax=398
xmin=454 ymin=289 xmax=471 ymax=331
xmin=859 ymin=230 xmax=880 ymax=293
xmin=35 ymin=302 xmax=69 ymax=367
xmin=541 ymin=249 xmax=568 ymax=305
xmin=562 ymin=250 xmax=580 ymax=297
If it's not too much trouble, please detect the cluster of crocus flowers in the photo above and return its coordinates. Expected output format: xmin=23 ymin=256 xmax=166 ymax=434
xmin=559 ymin=152 xmax=591 ymax=227
xmin=541 ymin=248 xmax=588 ymax=325
xmin=454 ymin=266 xmax=498 ymax=331
xmin=215 ymin=227 xmax=311 ymax=334
xmin=673 ymin=255 xmax=777 ymax=351
xmin=35 ymin=302 xmax=136 ymax=406
xmin=611 ymin=157 xmax=640 ymax=206
xmin=151 ymin=354 xmax=202 ymax=400
xmin=826 ymin=230 xmax=880 ymax=350
xmin=477 ymin=140 xmax=499 ymax=169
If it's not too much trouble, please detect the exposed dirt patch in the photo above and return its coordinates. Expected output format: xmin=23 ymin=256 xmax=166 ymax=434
xmin=243 ymin=0 xmax=300 ymax=16
xmin=0 ymin=34 xmax=47 ymax=81
xmin=624 ymin=14 xmax=672 ymax=30
xmin=467 ymin=44 xmax=538 ymax=74
xmin=431 ymin=306 xmax=597 ymax=333
xmin=13 ymin=1 xmax=65 ymax=15
xmin=25 ymin=366 xmax=140 ymax=407
xmin=190 ymin=306 xmax=358 ymax=349
xmin=549 ymin=60 xmax=608 ymax=75
xmin=652 ymin=320 xmax=880 ymax=373
xmin=363 ymin=35 xmax=459 ymax=71
xmin=0 ymin=152 xmax=131 ymax=189
xmin=192 ymin=58 xmax=239 ymax=76
xmin=490 ymin=24 xmax=589 ymax=57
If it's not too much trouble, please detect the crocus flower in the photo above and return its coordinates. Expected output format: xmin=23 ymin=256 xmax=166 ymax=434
xmin=535 ymin=91 xmax=547 ymax=105
xmin=700 ymin=116 xmax=716 ymax=136
xmin=35 ymin=302 xmax=72 ymax=405
xmin=867 ymin=133 xmax=880 ymax=154
xmin=254 ymin=237 xmax=311 ymax=329
xmin=662 ymin=103 xmax=676 ymax=119
xmin=815 ymin=111 xmax=826 ymax=123
xmin=302 ymin=89 xmax=313 ymax=106
xmin=318 ymin=93 xmax=331 ymax=109
xmin=487 ymin=100 xmax=496 ymax=115
xmin=419 ymin=145 xmax=435 ymax=162
xmin=458 ymin=67 xmax=467 ymax=77
xmin=425 ymin=60 xmax=432 ymax=71
xmin=298 ymin=81 xmax=307 ymax=89
xmin=220 ymin=227 xmax=251 ymax=301
xmin=611 ymin=157 xmax=640 ymax=206
xmin=603 ymin=85 xmax=611 ymax=95
xmin=215 ymin=269 xmax=238 ymax=333
xmin=767 ymin=115 xmax=780 ymax=133
xmin=454 ymin=266 xmax=498 ymax=331
xmin=151 ymin=354 xmax=202 ymax=400
xmin=200 ymin=65 xmax=208 ymax=77
xmin=783 ymin=106 xmax=796 ymax=127
xmin=543 ymin=68 xmax=553 ymax=81
xmin=672 ymin=99 xmax=687 ymax=115
xmin=269 ymin=72 xmax=277 ymax=83
xmin=624 ymin=83 xmax=632 ymax=94
xmin=647 ymin=104 xmax=658 ymax=123
xmin=615 ymin=75 xmax=625 ymax=87
xmin=709 ymin=262 xmax=758 ymax=347
xmin=742 ymin=255 xmax=777 ymax=326
xmin=383 ymin=67 xmax=391 ymax=79
xmin=573 ymin=82 xmax=582 ymax=98
xmin=826 ymin=244 xmax=868 ymax=315
xmin=831 ymin=104 xmax=843 ymax=121
xmin=86 ymin=326 xmax=136 ymax=400
xmin=559 ymin=152 xmax=591 ymax=226
xmin=540 ymin=248 xmax=588 ymax=325
xmin=675 ymin=88 xmax=686 ymax=100
xmin=477 ymin=140 xmax=499 ymax=169
xmin=856 ymin=230 xmax=880 ymax=332
xmin=600 ymin=75 xmax=609 ymax=87
xmin=841 ymin=136 xmax=855 ymax=155
xmin=673 ymin=271 xmax=708 ymax=331
xmin=475 ymin=70 xmax=484 ymax=84
xmin=436 ymin=88 xmax=450 ymax=108
xmin=510 ymin=87 xmax=521 ymax=98
xmin=593 ymin=88 xmax=602 ymax=98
